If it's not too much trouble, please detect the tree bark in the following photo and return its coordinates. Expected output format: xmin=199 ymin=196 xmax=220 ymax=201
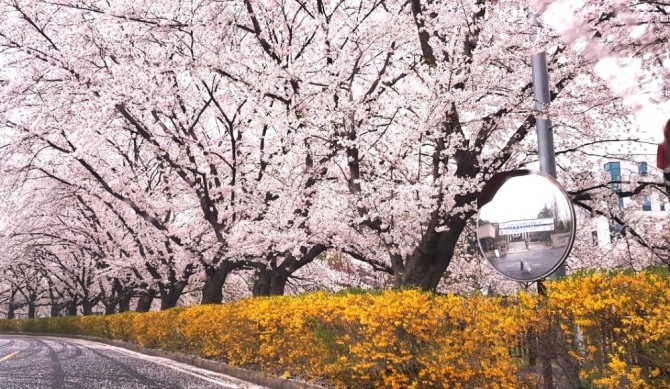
xmin=50 ymin=303 xmax=62 ymax=318
xmin=7 ymin=289 xmax=17 ymax=319
xmin=252 ymin=268 xmax=290 ymax=296
xmin=410 ymin=0 xmax=436 ymax=66
xmin=396 ymin=216 xmax=470 ymax=290
xmin=27 ymin=302 xmax=36 ymax=319
xmin=103 ymin=302 xmax=116 ymax=315
xmin=113 ymin=278 xmax=133 ymax=313
xmin=252 ymin=244 xmax=327 ymax=297
xmin=82 ymin=299 xmax=95 ymax=316
xmin=135 ymin=289 xmax=156 ymax=312
xmin=66 ymin=300 xmax=78 ymax=316
xmin=200 ymin=261 xmax=240 ymax=304
xmin=118 ymin=294 xmax=132 ymax=313
xmin=159 ymin=280 xmax=187 ymax=310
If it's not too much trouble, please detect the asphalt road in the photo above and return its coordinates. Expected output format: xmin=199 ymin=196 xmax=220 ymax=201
xmin=0 ymin=335 xmax=267 ymax=389
xmin=489 ymin=246 xmax=567 ymax=280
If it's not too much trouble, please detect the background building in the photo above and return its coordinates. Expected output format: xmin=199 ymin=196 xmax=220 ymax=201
xmin=591 ymin=159 xmax=668 ymax=248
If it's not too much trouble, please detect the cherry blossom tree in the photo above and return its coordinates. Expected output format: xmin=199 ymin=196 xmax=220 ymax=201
xmin=0 ymin=0 xmax=667 ymax=311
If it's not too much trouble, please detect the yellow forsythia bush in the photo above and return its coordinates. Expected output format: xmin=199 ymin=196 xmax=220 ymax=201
xmin=544 ymin=270 xmax=670 ymax=389
xmin=1 ymin=271 xmax=669 ymax=388
xmin=177 ymin=290 xmax=534 ymax=388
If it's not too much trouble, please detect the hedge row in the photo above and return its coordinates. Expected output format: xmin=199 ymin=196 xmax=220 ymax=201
xmin=1 ymin=271 xmax=668 ymax=388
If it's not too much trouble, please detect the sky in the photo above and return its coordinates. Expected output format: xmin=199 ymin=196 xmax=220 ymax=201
xmin=479 ymin=174 xmax=572 ymax=224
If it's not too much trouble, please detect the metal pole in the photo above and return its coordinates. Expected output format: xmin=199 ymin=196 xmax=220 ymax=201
xmin=530 ymin=13 xmax=565 ymax=279
xmin=530 ymin=20 xmax=582 ymax=388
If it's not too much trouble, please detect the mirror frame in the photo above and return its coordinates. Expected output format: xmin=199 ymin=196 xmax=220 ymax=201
xmin=477 ymin=169 xmax=576 ymax=282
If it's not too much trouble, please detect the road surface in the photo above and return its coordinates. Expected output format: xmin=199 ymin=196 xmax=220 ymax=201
xmin=0 ymin=335 xmax=267 ymax=389
xmin=489 ymin=246 xmax=567 ymax=280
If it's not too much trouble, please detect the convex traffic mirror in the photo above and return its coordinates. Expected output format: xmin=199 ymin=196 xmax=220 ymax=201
xmin=476 ymin=170 xmax=576 ymax=282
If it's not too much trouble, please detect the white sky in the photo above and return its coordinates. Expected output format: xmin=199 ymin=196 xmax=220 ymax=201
xmin=479 ymin=174 xmax=570 ymax=223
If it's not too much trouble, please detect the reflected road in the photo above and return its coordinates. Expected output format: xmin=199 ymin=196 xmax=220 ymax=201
xmin=489 ymin=246 xmax=567 ymax=280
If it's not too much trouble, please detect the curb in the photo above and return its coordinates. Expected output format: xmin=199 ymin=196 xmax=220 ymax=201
xmin=2 ymin=332 xmax=325 ymax=389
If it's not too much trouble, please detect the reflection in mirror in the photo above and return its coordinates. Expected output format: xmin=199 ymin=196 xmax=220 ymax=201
xmin=477 ymin=170 xmax=576 ymax=282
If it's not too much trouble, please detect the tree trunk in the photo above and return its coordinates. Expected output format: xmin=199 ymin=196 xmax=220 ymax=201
xmin=27 ymin=302 xmax=36 ymax=319
xmin=100 ymin=282 xmax=118 ymax=315
xmin=396 ymin=216 xmax=469 ymax=290
xmin=50 ymin=303 xmax=62 ymax=318
xmin=113 ymin=278 xmax=133 ymax=313
xmin=104 ymin=302 xmax=116 ymax=315
xmin=118 ymin=294 xmax=132 ymax=313
xmin=252 ymin=268 xmax=290 ymax=296
xmin=252 ymin=245 xmax=327 ymax=297
xmin=82 ymin=299 xmax=95 ymax=316
xmin=135 ymin=289 xmax=156 ymax=312
xmin=7 ymin=289 xmax=17 ymax=319
xmin=159 ymin=280 xmax=187 ymax=310
xmin=66 ymin=301 xmax=78 ymax=316
xmin=200 ymin=261 xmax=239 ymax=304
